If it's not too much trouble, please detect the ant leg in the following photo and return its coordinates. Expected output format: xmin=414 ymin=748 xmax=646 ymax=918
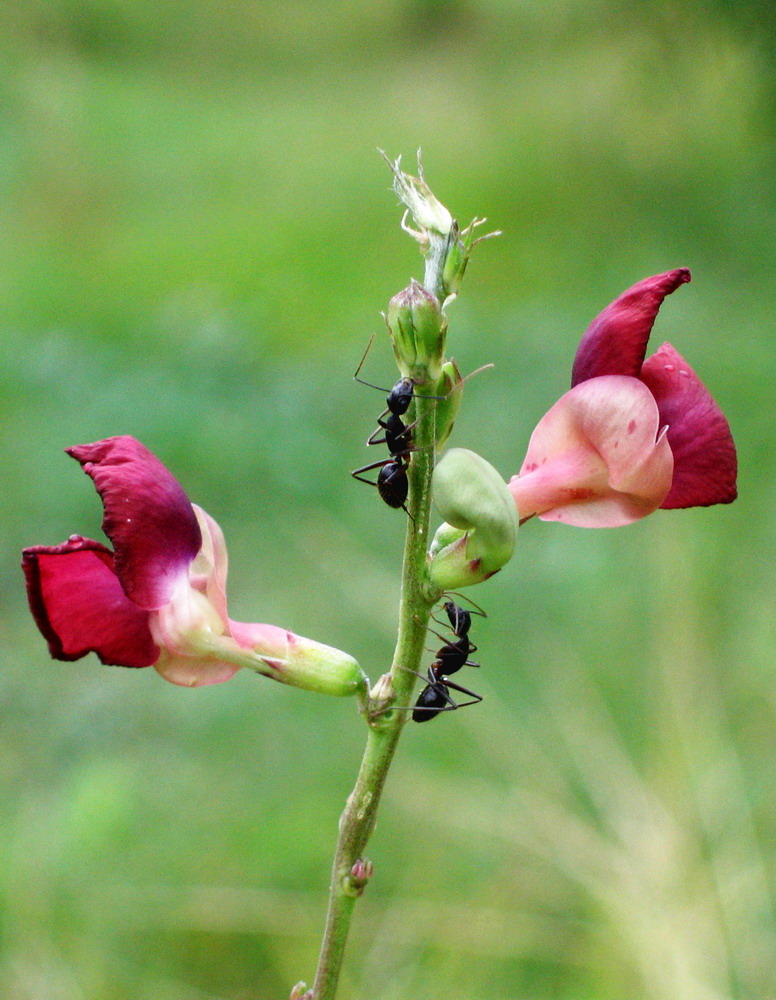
xmin=351 ymin=458 xmax=392 ymax=484
xmin=412 ymin=682 xmax=481 ymax=714
xmin=395 ymin=666 xmax=431 ymax=682
xmin=425 ymin=655 xmax=480 ymax=668
xmin=421 ymin=696 xmax=482 ymax=714
xmin=370 ymin=667 xmax=432 ymax=717
xmin=440 ymin=677 xmax=483 ymax=703
xmin=425 ymin=625 xmax=454 ymax=645
xmin=366 ymin=418 xmax=392 ymax=446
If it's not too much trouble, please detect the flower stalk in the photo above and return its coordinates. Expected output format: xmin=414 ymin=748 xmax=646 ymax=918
xmin=310 ymin=382 xmax=439 ymax=1000
xmin=309 ymin=177 xmax=456 ymax=997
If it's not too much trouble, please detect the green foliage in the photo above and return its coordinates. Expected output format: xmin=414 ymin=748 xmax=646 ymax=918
xmin=2 ymin=1 xmax=774 ymax=998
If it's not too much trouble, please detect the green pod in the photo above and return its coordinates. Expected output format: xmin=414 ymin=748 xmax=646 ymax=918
xmin=428 ymin=448 xmax=518 ymax=590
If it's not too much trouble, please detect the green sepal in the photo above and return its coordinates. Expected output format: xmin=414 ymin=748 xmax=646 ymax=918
xmin=433 ymin=359 xmax=464 ymax=450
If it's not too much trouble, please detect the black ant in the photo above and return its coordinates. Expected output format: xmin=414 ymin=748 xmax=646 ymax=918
xmin=350 ymin=335 xmax=441 ymax=515
xmin=350 ymin=336 xmax=494 ymax=514
xmin=399 ymin=597 xmax=487 ymax=723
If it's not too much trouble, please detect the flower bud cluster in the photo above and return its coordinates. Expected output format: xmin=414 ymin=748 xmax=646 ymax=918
xmin=386 ymin=280 xmax=447 ymax=381
xmin=381 ymin=157 xmax=515 ymax=591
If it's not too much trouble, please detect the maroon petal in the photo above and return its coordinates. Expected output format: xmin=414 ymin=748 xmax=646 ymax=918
xmin=571 ymin=269 xmax=691 ymax=387
xmin=640 ymin=343 xmax=737 ymax=509
xmin=22 ymin=537 xmax=160 ymax=667
xmin=67 ymin=437 xmax=201 ymax=611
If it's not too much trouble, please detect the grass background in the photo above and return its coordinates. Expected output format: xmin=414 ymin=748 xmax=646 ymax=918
xmin=1 ymin=1 xmax=775 ymax=997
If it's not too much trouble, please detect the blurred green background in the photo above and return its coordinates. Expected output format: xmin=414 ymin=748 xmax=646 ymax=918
xmin=1 ymin=1 xmax=774 ymax=997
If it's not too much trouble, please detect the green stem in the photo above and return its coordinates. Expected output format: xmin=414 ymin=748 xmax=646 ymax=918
xmin=310 ymin=383 xmax=440 ymax=1000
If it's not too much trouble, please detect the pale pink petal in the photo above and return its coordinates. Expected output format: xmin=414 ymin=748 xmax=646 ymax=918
xmin=509 ymin=376 xmax=674 ymax=527
xmin=640 ymin=343 xmax=738 ymax=509
xmin=571 ymin=269 xmax=691 ymax=386
xmin=22 ymin=537 xmax=159 ymax=667
xmin=189 ymin=504 xmax=229 ymax=624
xmin=67 ymin=436 xmax=201 ymax=611
xmin=153 ymin=653 xmax=239 ymax=687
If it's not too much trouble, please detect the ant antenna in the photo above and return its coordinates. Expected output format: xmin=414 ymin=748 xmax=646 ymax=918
xmin=442 ymin=591 xmax=488 ymax=618
xmin=352 ymin=333 xmax=385 ymax=392
xmin=352 ymin=334 xmax=447 ymax=400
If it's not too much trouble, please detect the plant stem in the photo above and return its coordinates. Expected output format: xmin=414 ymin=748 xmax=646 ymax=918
xmin=310 ymin=384 xmax=439 ymax=1000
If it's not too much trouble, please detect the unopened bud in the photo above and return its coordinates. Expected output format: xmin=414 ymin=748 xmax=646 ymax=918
xmin=348 ymin=858 xmax=374 ymax=894
xmin=441 ymin=224 xmax=469 ymax=300
xmin=386 ymin=280 xmax=447 ymax=380
xmin=428 ymin=448 xmax=517 ymax=589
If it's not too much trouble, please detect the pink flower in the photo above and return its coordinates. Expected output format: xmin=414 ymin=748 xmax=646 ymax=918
xmin=23 ymin=437 xmax=364 ymax=694
xmin=509 ymin=269 xmax=737 ymax=527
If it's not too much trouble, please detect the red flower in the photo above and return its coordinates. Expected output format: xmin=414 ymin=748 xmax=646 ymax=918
xmin=23 ymin=437 xmax=363 ymax=694
xmin=509 ymin=270 xmax=737 ymax=527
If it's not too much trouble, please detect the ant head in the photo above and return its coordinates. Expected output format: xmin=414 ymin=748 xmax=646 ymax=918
xmin=443 ymin=601 xmax=470 ymax=635
xmin=389 ymin=379 xmax=415 ymax=415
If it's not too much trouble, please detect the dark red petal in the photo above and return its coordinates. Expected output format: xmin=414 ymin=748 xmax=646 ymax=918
xmin=571 ymin=269 xmax=691 ymax=387
xmin=22 ymin=537 xmax=160 ymax=667
xmin=67 ymin=436 xmax=201 ymax=611
xmin=640 ymin=343 xmax=738 ymax=509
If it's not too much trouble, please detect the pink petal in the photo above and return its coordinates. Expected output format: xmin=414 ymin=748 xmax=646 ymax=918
xmin=571 ymin=269 xmax=691 ymax=386
xmin=22 ymin=537 xmax=159 ymax=667
xmin=228 ymin=620 xmax=291 ymax=668
xmin=67 ymin=437 xmax=201 ymax=611
xmin=509 ymin=376 xmax=674 ymax=527
xmin=152 ymin=620 xmax=291 ymax=688
xmin=640 ymin=343 xmax=738 ymax=509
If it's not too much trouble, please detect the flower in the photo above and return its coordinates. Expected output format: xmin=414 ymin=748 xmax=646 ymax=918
xmin=508 ymin=269 xmax=737 ymax=527
xmin=383 ymin=151 xmax=454 ymax=240
xmin=22 ymin=436 xmax=365 ymax=694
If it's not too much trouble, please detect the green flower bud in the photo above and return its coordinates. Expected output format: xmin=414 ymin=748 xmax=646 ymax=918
xmin=386 ymin=280 xmax=447 ymax=380
xmin=442 ymin=218 xmax=501 ymax=301
xmin=441 ymin=222 xmax=469 ymax=300
xmin=433 ymin=359 xmax=464 ymax=450
xmin=428 ymin=448 xmax=518 ymax=590
xmin=275 ymin=634 xmax=368 ymax=698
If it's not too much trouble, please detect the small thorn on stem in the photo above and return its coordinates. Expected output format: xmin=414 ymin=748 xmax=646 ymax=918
xmin=289 ymin=982 xmax=312 ymax=1000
